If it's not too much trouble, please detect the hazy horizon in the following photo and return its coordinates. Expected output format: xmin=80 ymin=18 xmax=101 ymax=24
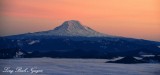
xmin=0 ymin=0 xmax=160 ymax=41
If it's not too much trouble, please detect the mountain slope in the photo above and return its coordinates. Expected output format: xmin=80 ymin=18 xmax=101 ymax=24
xmin=0 ymin=37 xmax=19 ymax=59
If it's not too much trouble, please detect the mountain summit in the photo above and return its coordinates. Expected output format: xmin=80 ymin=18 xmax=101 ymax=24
xmin=26 ymin=20 xmax=109 ymax=37
xmin=54 ymin=20 xmax=83 ymax=31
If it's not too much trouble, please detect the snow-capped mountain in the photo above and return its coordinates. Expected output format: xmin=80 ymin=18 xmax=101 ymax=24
xmin=3 ymin=20 xmax=160 ymax=58
xmin=19 ymin=20 xmax=110 ymax=37
xmin=51 ymin=20 xmax=108 ymax=37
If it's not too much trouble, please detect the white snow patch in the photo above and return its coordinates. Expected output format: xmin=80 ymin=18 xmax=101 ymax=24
xmin=134 ymin=57 xmax=143 ymax=60
xmin=141 ymin=55 xmax=155 ymax=57
xmin=108 ymin=57 xmax=124 ymax=62
xmin=28 ymin=40 xmax=40 ymax=45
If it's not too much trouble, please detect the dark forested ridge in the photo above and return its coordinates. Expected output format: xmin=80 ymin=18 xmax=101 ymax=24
xmin=1 ymin=36 xmax=160 ymax=59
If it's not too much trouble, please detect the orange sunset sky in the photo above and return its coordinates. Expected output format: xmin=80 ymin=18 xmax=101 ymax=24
xmin=0 ymin=0 xmax=160 ymax=41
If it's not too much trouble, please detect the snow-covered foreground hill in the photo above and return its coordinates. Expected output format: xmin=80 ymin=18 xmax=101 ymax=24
xmin=0 ymin=58 xmax=160 ymax=75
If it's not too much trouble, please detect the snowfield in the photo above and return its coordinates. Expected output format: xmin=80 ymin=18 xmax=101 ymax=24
xmin=0 ymin=58 xmax=160 ymax=75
